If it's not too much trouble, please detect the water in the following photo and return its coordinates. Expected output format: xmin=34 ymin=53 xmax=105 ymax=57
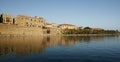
xmin=0 ymin=35 xmax=120 ymax=62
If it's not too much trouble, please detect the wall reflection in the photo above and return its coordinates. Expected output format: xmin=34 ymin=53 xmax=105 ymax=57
xmin=0 ymin=36 xmax=115 ymax=56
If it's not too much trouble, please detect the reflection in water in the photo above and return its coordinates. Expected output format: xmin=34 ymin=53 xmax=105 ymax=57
xmin=0 ymin=36 xmax=118 ymax=56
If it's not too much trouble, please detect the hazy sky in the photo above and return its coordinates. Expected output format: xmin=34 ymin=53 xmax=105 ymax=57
xmin=0 ymin=0 xmax=120 ymax=30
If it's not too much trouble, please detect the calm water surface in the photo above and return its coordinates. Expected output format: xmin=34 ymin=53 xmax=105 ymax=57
xmin=0 ymin=36 xmax=120 ymax=62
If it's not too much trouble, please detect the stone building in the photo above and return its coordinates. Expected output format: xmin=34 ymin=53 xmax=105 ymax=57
xmin=15 ymin=15 xmax=46 ymax=28
xmin=0 ymin=13 xmax=62 ymax=35
xmin=58 ymin=24 xmax=78 ymax=29
xmin=0 ymin=13 xmax=14 ymax=24
xmin=45 ymin=23 xmax=58 ymax=29
xmin=0 ymin=13 xmax=46 ymax=28
xmin=0 ymin=13 xmax=47 ymax=35
xmin=92 ymin=28 xmax=104 ymax=31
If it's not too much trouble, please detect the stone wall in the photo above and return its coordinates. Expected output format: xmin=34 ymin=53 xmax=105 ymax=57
xmin=0 ymin=24 xmax=43 ymax=36
xmin=43 ymin=28 xmax=61 ymax=35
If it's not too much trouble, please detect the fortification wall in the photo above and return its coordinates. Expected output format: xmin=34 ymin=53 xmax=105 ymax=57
xmin=0 ymin=24 xmax=43 ymax=36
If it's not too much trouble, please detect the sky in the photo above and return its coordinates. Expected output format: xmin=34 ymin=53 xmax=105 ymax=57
xmin=0 ymin=0 xmax=120 ymax=30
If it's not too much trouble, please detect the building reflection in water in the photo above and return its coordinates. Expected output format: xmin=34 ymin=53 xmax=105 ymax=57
xmin=0 ymin=36 xmax=113 ymax=56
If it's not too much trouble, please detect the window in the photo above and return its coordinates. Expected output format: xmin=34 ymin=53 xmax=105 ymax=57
xmin=41 ymin=20 xmax=43 ymax=23
xmin=26 ymin=22 xmax=28 ymax=24
xmin=6 ymin=17 xmax=11 ymax=22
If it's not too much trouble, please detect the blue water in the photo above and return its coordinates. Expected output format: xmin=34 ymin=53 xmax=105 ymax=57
xmin=0 ymin=36 xmax=120 ymax=62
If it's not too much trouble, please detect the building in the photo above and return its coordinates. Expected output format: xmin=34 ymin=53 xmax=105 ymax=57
xmin=45 ymin=23 xmax=58 ymax=29
xmin=58 ymin=24 xmax=78 ymax=29
xmin=0 ymin=13 xmax=46 ymax=28
xmin=0 ymin=13 xmax=47 ymax=35
xmin=92 ymin=28 xmax=104 ymax=31
xmin=0 ymin=13 xmax=14 ymax=24
xmin=45 ymin=23 xmax=53 ymax=28
xmin=15 ymin=15 xmax=46 ymax=28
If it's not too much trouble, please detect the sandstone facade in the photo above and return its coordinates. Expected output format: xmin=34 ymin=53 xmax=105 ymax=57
xmin=0 ymin=13 xmax=14 ymax=24
xmin=58 ymin=24 xmax=78 ymax=29
xmin=0 ymin=13 xmax=46 ymax=28
xmin=15 ymin=15 xmax=46 ymax=28
xmin=0 ymin=13 xmax=61 ymax=36
xmin=0 ymin=24 xmax=43 ymax=36
xmin=0 ymin=13 xmax=46 ymax=36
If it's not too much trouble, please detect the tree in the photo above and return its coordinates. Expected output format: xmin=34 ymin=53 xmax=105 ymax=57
xmin=84 ymin=27 xmax=91 ymax=30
